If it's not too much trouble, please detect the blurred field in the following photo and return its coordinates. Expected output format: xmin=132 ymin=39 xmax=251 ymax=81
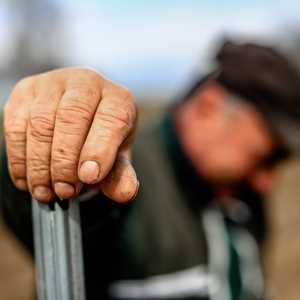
xmin=0 ymin=222 xmax=35 ymax=300
xmin=265 ymin=160 xmax=300 ymax=300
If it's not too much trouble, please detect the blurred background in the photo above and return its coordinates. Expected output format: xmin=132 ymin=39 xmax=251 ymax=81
xmin=1 ymin=0 xmax=300 ymax=299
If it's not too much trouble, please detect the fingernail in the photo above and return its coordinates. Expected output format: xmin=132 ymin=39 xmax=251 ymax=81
xmin=54 ymin=182 xmax=75 ymax=200
xmin=33 ymin=186 xmax=52 ymax=202
xmin=79 ymin=160 xmax=100 ymax=184
xmin=15 ymin=179 xmax=28 ymax=191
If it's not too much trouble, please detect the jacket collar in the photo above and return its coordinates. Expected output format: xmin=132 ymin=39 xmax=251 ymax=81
xmin=159 ymin=111 xmax=215 ymax=212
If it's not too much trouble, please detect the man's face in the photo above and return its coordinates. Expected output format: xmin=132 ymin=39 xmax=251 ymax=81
xmin=175 ymin=83 xmax=284 ymax=194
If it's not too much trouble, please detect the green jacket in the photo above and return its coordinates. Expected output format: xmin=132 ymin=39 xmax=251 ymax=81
xmin=0 ymin=114 xmax=264 ymax=300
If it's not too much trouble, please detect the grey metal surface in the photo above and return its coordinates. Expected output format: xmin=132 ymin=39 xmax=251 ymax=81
xmin=32 ymin=198 xmax=86 ymax=300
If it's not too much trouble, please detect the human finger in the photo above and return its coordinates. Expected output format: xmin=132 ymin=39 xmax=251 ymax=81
xmin=51 ymin=75 xmax=102 ymax=199
xmin=4 ymin=77 xmax=36 ymax=191
xmin=26 ymin=76 xmax=64 ymax=202
xmin=97 ymin=149 xmax=139 ymax=203
xmin=78 ymin=84 xmax=136 ymax=185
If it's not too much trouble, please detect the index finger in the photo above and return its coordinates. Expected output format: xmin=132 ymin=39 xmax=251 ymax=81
xmin=78 ymin=83 xmax=136 ymax=184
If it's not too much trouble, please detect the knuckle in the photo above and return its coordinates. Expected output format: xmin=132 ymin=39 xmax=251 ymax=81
xmin=59 ymin=101 xmax=91 ymax=118
xmin=69 ymin=85 xmax=100 ymax=100
xmin=4 ymin=76 xmax=37 ymax=115
xmin=15 ymin=76 xmax=36 ymax=91
xmin=7 ymin=139 xmax=26 ymax=161
xmin=10 ymin=160 xmax=26 ymax=177
xmin=51 ymin=149 xmax=78 ymax=178
xmin=102 ymin=86 xmax=136 ymax=118
xmin=9 ymin=155 xmax=26 ymax=167
xmin=103 ymin=85 xmax=134 ymax=102
xmin=66 ymin=67 xmax=103 ymax=88
xmin=27 ymin=156 xmax=50 ymax=181
xmin=82 ymin=86 xmax=100 ymax=99
xmin=97 ymin=93 xmax=136 ymax=138
xmin=4 ymin=121 xmax=27 ymax=175
xmin=12 ymin=76 xmax=37 ymax=98
xmin=52 ymin=147 xmax=77 ymax=168
xmin=5 ymin=120 xmax=26 ymax=142
xmin=96 ymin=106 xmax=132 ymax=137
xmin=29 ymin=162 xmax=49 ymax=175
xmin=35 ymin=70 xmax=65 ymax=90
xmin=77 ymin=67 xmax=102 ymax=79
xmin=81 ymin=68 xmax=103 ymax=81
xmin=29 ymin=112 xmax=54 ymax=143
xmin=56 ymin=102 xmax=93 ymax=132
xmin=29 ymin=148 xmax=49 ymax=166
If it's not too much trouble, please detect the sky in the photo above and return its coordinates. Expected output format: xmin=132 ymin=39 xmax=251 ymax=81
xmin=58 ymin=0 xmax=300 ymax=99
xmin=1 ymin=0 xmax=300 ymax=101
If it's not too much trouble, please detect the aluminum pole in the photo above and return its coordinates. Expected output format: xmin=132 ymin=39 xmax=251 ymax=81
xmin=32 ymin=197 xmax=86 ymax=300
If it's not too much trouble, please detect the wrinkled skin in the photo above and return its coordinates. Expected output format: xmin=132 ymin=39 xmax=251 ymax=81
xmin=4 ymin=67 xmax=139 ymax=203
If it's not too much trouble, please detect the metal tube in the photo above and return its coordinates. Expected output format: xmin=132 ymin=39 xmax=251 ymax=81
xmin=32 ymin=197 xmax=86 ymax=300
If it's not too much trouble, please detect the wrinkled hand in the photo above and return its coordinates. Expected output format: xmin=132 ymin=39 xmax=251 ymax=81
xmin=4 ymin=67 xmax=138 ymax=203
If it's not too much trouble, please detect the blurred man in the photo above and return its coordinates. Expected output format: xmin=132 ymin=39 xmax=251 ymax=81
xmin=1 ymin=41 xmax=300 ymax=300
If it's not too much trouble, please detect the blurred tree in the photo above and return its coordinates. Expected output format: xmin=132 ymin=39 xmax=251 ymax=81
xmin=2 ymin=0 xmax=66 ymax=79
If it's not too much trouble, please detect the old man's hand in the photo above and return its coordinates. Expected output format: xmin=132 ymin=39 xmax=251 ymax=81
xmin=4 ymin=68 xmax=138 ymax=203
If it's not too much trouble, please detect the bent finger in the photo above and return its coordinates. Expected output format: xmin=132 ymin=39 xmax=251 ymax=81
xmin=98 ymin=150 xmax=139 ymax=203
xmin=26 ymin=79 xmax=63 ymax=202
xmin=78 ymin=84 xmax=136 ymax=184
xmin=51 ymin=84 xmax=101 ymax=199
xmin=4 ymin=77 xmax=36 ymax=191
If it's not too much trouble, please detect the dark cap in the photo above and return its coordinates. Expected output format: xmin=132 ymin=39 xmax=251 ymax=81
xmin=215 ymin=40 xmax=300 ymax=153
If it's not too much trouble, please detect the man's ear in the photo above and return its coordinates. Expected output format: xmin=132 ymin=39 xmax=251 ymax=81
xmin=192 ymin=82 xmax=227 ymax=118
xmin=249 ymin=167 xmax=277 ymax=196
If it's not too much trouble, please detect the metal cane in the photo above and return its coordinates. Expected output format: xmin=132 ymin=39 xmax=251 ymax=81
xmin=32 ymin=197 xmax=86 ymax=300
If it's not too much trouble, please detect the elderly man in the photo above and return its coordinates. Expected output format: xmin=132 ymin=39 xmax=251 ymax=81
xmin=1 ymin=41 xmax=300 ymax=300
